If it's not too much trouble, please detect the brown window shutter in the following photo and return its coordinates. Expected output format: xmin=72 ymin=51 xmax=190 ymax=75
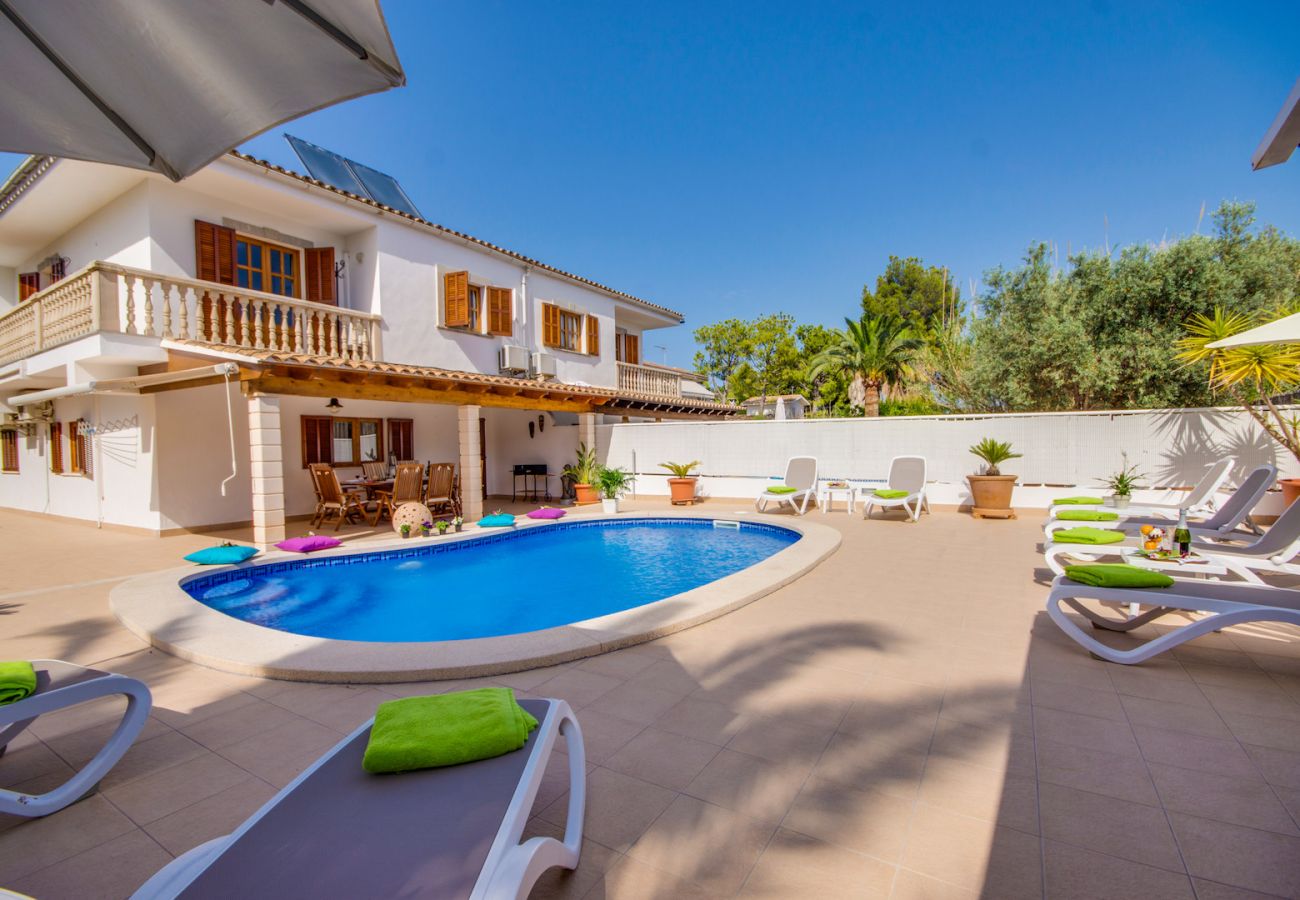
xmin=486 ymin=287 xmax=513 ymax=336
xmin=49 ymin=422 xmax=63 ymax=474
xmin=305 ymin=247 xmax=337 ymax=305
xmin=586 ymin=315 xmax=600 ymax=355
xmin=194 ymin=220 xmax=236 ymax=285
xmin=301 ymin=416 xmax=333 ymax=467
xmin=542 ymin=303 xmax=561 ymax=347
xmin=18 ymin=273 xmax=39 ymax=301
xmin=625 ymin=333 xmax=640 ymax=365
xmin=444 ymin=271 xmax=469 ymax=327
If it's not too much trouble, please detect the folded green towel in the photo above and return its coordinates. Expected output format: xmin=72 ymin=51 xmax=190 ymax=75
xmin=1054 ymin=496 xmax=1104 ymax=505
xmin=0 ymin=661 xmax=37 ymax=706
xmin=1052 ymin=527 xmax=1128 ymax=545
xmin=766 ymin=485 xmax=798 ymax=495
xmin=1057 ymin=509 xmax=1119 ymax=521
xmin=363 ymin=687 xmax=538 ymax=774
xmin=1064 ymin=564 xmax=1174 ymax=589
xmin=873 ymin=488 xmax=909 ymax=499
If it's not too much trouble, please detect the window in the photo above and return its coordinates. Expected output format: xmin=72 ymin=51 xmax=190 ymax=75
xmin=586 ymin=314 xmax=599 ymax=356
xmin=236 ymin=236 xmax=299 ymax=298
xmin=486 ymin=287 xmax=513 ymax=336
xmin=466 ymin=285 xmax=482 ymax=332
xmin=444 ymin=272 xmax=513 ymax=337
xmin=616 ymin=330 xmax=640 ymax=364
xmin=542 ymin=303 xmax=584 ymax=352
xmin=19 ymin=272 xmax=39 ymax=301
xmin=1 ymin=430 xmax=17 ymax=473
xmin=69 ymin=420 xmax=91 ymax=477
xmin=300 ymin=416 xmax=382 ymax=468
xmin=387 ymin=419 xmax=414 ymax=461
xmin=49 ymin=422 xmax=63 ymax=474
xmin=49 ymin=258 xmax=66 ymax=283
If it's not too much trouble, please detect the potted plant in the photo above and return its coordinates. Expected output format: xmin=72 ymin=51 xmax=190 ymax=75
xmin=1102 ymin=461 xmax=1143 ymax=509
xmin=660 ymin=460 xmax=701 ymax=505
xmin=399 ymin=523 xmax=412 ymax=539
xmin=452 ymin=516 xmax=463 ymax=533
xmin=597 ymin=466 xmax=631 ymax=514
xmin=967 ymin=438 xmax=1021 ymax=519
xmin=436 ymin=520 xmax=450 ymax=536
xmin=420 ymin=520 xmax=432 ymax=537
xmin=563 ymin=442 xmax=601 ymax=505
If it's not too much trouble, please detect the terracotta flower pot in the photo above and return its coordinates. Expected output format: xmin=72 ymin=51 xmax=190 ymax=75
xmin=1280 ymin=478 xmax=1300 ymax=507
xmin=667 ymin=477 xmax=697 ymax=505
xmin=966 ymin=474 xmax=1018 ymax=519
xmin=574 ymin=483 xmax=600 ymax=505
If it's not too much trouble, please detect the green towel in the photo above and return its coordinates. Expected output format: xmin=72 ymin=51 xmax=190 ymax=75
xmin=1054 ymin=496 xmax=1104 ymax=505
xmin=766 ymin=485 xmax=798 ymax=494
xmin=0 ymin=661 xmax=37 ymax=706
xmin=873 ymin=488 xmax=909 ymax=499
xmin=362 ymin=687 xmax=539 ymax=774
xmin=1064 ymin=564 xmax=1174 ymax=589
xmin=1057 ymin=509 xmax=1119 ymax=521
xmin=1052 ymin=527 xmax=1127 ymax=545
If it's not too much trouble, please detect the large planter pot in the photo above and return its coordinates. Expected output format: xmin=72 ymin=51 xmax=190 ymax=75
xmin=966 ymin=474 xmax=1018 ymax=519
xmin=1281 ymin=478 xmax=1300 ymax=507
xmin=667 ymin=477 xmax=698 ymax=505
xmin=601 ymin=497 xmax=620 ymax=514
xmin=573 ymin=483 xmax=600 ymax=505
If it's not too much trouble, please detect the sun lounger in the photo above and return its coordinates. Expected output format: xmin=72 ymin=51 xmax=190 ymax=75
xmin=1043 ymin=464 xmax=1276 ymax=540
xmin=1046 ymin=574 xmax=1300 ymax=664
xmin=0 ymin=660 xmax=151 ymax=817
xmin=132 ymin=698 xmax=584 ymax=900
xmin=862 ymin=455 xmax=929 ymax=522
xmin=756 ymin=456 xmax=819 ymax=515
xmin=1046 ymin=457 xmax=1234 ymax=519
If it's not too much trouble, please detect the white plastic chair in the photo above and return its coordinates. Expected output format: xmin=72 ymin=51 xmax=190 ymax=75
xmin=755 ymin=456 xmax=819 ymax=515
xmin=1046 ymin=457 xmax=1234 ymax=519
xmin=862 ymin=456 xmax=929 ymax=522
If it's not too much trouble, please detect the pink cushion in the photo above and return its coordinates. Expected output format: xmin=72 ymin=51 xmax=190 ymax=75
xmin=525 ymin=508 xmax=566 ymax=520
xmin=275 ymin=535 xmax=342 ymax=553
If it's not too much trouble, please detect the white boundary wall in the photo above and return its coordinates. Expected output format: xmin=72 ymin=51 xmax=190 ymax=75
xmin=598 ymin=407 xmax=1300 ymax=514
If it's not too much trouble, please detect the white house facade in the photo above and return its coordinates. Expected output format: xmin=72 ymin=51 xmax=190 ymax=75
xmin=0 ymin=153 xmax=735 ymax=544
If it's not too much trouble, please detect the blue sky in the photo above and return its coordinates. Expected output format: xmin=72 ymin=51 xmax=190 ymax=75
xmin=11 ymin=1 xmax=1300 ymax=369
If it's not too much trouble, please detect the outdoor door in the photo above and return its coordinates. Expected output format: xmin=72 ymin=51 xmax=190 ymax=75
xmin=479 ymin=417 xmax=487 ymax=500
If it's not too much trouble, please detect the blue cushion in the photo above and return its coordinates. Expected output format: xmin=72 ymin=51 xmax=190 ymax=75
xmin=184 ymin=545 xmax=259 ymax=565
xmin=478 ymin=514 xmax=516 ymax=528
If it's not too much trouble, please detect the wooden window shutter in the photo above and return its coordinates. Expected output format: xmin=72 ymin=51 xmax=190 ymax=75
xmin=625 ymin=333 xmax=640 ymax=365
xmin=486 ymin=287 xmax=512 ymax=336
xmin=18 ymin=273 xmax=39 ymax=301
xmin=542 ymin=303 xmax=561 ymax=347
xmin=586 ymin=315 xmax=600 ymax=356
xmin=194 ymin=220 xmax=236 ymax=285
xmin=301 ymin=416 xmax=333 ymax=467
xmin=49 ymin=422 xmax=63 ymax=474
xmin=444 ymin=271 xmax=470 ymax=327
xmin=305 ymin=247 xmax=337 ymax=305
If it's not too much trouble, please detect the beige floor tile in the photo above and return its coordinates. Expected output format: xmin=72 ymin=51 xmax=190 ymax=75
xmin=540 ymin=767 xmax=675 ymax=853
xmin=1032 ymin=678 xmax=1128 ymax=721
xmin=584 ymin=853 xmax=726 ymax=899
xmin=1038 ymin=781 xmax=1183 ymax=871
xmin=929 ymin=716 xmax=1037 ymax=777
xmin=1036 ymin=736 xmax=1160 ymax=806
xmin=603 ymin=727 xmax=720 ymax=791
xmin=811 ymin=729 xmax=927 ymax=801
xmin=212 ymin=717 xmax=343 ymax=787
xmin=1042 ymin=839 xmax=1195 ymax=899
xmin=576 ymin=649 xmax=660 ymax=680
xmin=623 ymin=658 xmax=706 ymax=696
xmin=917 ymin=756 xmax=1039 ymax=834
xmin=553 ymin=708 xmax=646 ymax=764
xmin=684 ymin=748 xmax=807 ymax=826
xmin=1132 ymin=725 xmax=1261 ymax=780
xmin=1190 ymin=878 xmax=1291 ymax=899
xmin=1106 ymin=664 xmax=1207 ymax=706
xmin=10 ymin=827 xmax=171 ymax=900
xmin=523 ymin=818 xmax=621 ymax=900
xmin=1168 ymin=812 xmax=1300 ymax=898
xmin=1242 ymin=742 xmax=1300 ymax=790
xmin=142 ymin=775 xmax=277 ymax=855
xmin=888 ymin=869 xmax=979 ymax=899
xmin=177 ymin=696 xmax=304 ymax=750
xmin=655 ymin=696 xmax=751 ymax=745
xmin=626 ymin=794 xmax=774 ymax=894
xmin=584 ymin=681 xmax=685 ymax=726
xmin=740 ymin=827 xmax=894 ymax=899
xmin=900 ymin=804 xmax=1041 ymax=897
xmin=1119 ymin=693 xmax=1233 ymax=740
xmin=102 ymin=749 xmax=249 ymax=826
xmin=782 ymin=775 xmax=913 ymax=862
xmin=0 ymin=794 xmax=137 ymax=882
xmin=725 ymin=715 xmax=835 ymax=769
xmin=1217 ymin=709 xmax=1300 ymax=752
xmin=1032 ymin=706 xmax=1141 ymax=757
xmin=0 ymin=733 xmax=75 ymax=789
xmin=536 ymin=669 xmax=625 ymax=709
xmin=296 ymin=687 xmax=387 ymax=732
xmin=1149 ymin=763 xmax=1298 ymax=835
xmin=1199 ymin=682 xmax=1300 ymax=722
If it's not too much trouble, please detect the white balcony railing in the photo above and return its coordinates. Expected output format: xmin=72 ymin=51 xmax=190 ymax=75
xmin=0 ymin=262 xmax=382 ymax=367
xmin=617 ymin=361 xmax=682 ymax=398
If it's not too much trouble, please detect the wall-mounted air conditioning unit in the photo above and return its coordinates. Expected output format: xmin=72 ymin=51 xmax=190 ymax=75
xmin=15 ymin=402 xmax=52 ymax=423
xmin=498 ymin=345 xmax=529 ymax=375
xmin=532 ymin=352 xmax=557 ymax=379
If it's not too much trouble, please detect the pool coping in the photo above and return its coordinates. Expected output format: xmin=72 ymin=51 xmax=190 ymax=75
xmin=109 ymin=510 xmax=842 ymax=683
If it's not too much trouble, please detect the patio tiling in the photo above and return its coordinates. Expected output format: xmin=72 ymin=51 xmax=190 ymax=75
xmin=1 ymin=501 xmax=1299 ymax=898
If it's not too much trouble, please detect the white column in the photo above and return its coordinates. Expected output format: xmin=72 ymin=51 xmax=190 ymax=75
xmin=248 ymin=393 xmax=285 ymax=546
xmin=458 ymin=405 xmax=484 ymax=522
xmin=578 ymin=411 xmax=597 ymax=454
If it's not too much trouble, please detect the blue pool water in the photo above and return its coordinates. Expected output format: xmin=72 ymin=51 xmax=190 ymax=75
xmin=184 ymin=518 xmax=798 ymax=642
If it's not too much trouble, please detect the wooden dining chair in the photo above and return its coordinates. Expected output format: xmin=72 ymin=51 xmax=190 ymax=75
xmin=375 ymin=462 xmax=425 ymax=524
xmin=425 ymin=462 xmax=457 ymax=518
xmin=362 ymin=460 xmax=388 ymax=481
xmin=309 ymin=464 xmax=376 ymax=530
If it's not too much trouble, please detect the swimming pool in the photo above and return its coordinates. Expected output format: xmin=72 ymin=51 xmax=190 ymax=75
xmin=183 ymin=518 xmax=799 ymax=643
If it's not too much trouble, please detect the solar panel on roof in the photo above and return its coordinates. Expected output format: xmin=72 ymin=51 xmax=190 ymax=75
xmin=284 ymin=134 xmax=421 ymax=218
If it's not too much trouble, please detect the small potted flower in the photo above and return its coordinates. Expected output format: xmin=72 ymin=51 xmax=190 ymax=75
xmin=452 ymin=516 xmax=463 ymax=533
xmin=420 ymin=520 xmax=432 ymax=537
xmin=1103 ymin=461 xmax=1143 ymax=509
xmin=597 ymin=466 xmax=631 ymax=514
xmin=436 ymin=520 xmax=450 ymax=536
xmin=660 ymin=460 xmax=701 ymax=505
xmin=399 ymin=523 xmax=412 ymax=539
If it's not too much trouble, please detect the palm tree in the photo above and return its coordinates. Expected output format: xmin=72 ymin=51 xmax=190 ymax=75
xmin=810 ymin=314 xmax=923 ymax=416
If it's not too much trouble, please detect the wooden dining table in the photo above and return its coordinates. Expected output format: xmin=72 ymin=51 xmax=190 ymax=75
xmin=341 ymin=477 xmax=394 ymax=500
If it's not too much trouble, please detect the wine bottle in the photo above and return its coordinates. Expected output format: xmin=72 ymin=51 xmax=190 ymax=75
xmin=1174 ymin=509 xmax=1191 ymax=558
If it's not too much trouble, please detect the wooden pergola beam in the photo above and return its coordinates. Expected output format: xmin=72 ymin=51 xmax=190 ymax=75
xmin=250 ymin=373 xmax=601 ymax=413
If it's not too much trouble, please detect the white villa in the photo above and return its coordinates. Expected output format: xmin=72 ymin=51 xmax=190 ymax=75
xmin=0 ymin=152 xmax=736 ymax=545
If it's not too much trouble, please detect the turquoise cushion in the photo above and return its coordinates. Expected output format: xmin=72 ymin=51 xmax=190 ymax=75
xmin=184 ymin=545 xmax=259 ymax=565
xmin=479 ymin=514 xmax=516 ymax=528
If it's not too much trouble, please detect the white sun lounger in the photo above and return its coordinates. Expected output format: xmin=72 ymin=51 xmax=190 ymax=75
xmin=1044 ymin=490 xmax=1300 ymax=581
xmin=861 ymin=455 xmax=929 ymax=522
xmin=1046 ymin=457 xmax=1234 ymax=519
xmin=132 ymin=698 xmax=584 ymax=900
xmin=1046 ymin=575 xmax=1300 ymax=665
xmin=0 ymin=660 xmax=152 ymax=817
xmin=756 ymin=456 xmax=819 ymax=515
xmin=1043 ymin=464 xmax=1276 ymax=540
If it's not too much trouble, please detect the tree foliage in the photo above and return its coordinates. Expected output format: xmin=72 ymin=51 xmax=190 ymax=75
xmin=862 ymin=256 xmax=961 ymax=330
xmin=809 ymin=314 xmax=923 ymax=416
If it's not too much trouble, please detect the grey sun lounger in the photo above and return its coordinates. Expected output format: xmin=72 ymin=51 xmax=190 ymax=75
xmin=1046 ymin=575 xmax=1300 ymax=664
xmin=0 ymin=659 xmax=151 ymax=817
xmin=132 ymin=698 xmax=585 ymax=900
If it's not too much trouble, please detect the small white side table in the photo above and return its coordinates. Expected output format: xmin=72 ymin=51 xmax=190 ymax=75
xmin=820 ymin=485 xmax=857 ymax=515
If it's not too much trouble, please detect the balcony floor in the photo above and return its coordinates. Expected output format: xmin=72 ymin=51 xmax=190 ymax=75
xmin=1 ymin=502 xmax=1299 ymax=898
